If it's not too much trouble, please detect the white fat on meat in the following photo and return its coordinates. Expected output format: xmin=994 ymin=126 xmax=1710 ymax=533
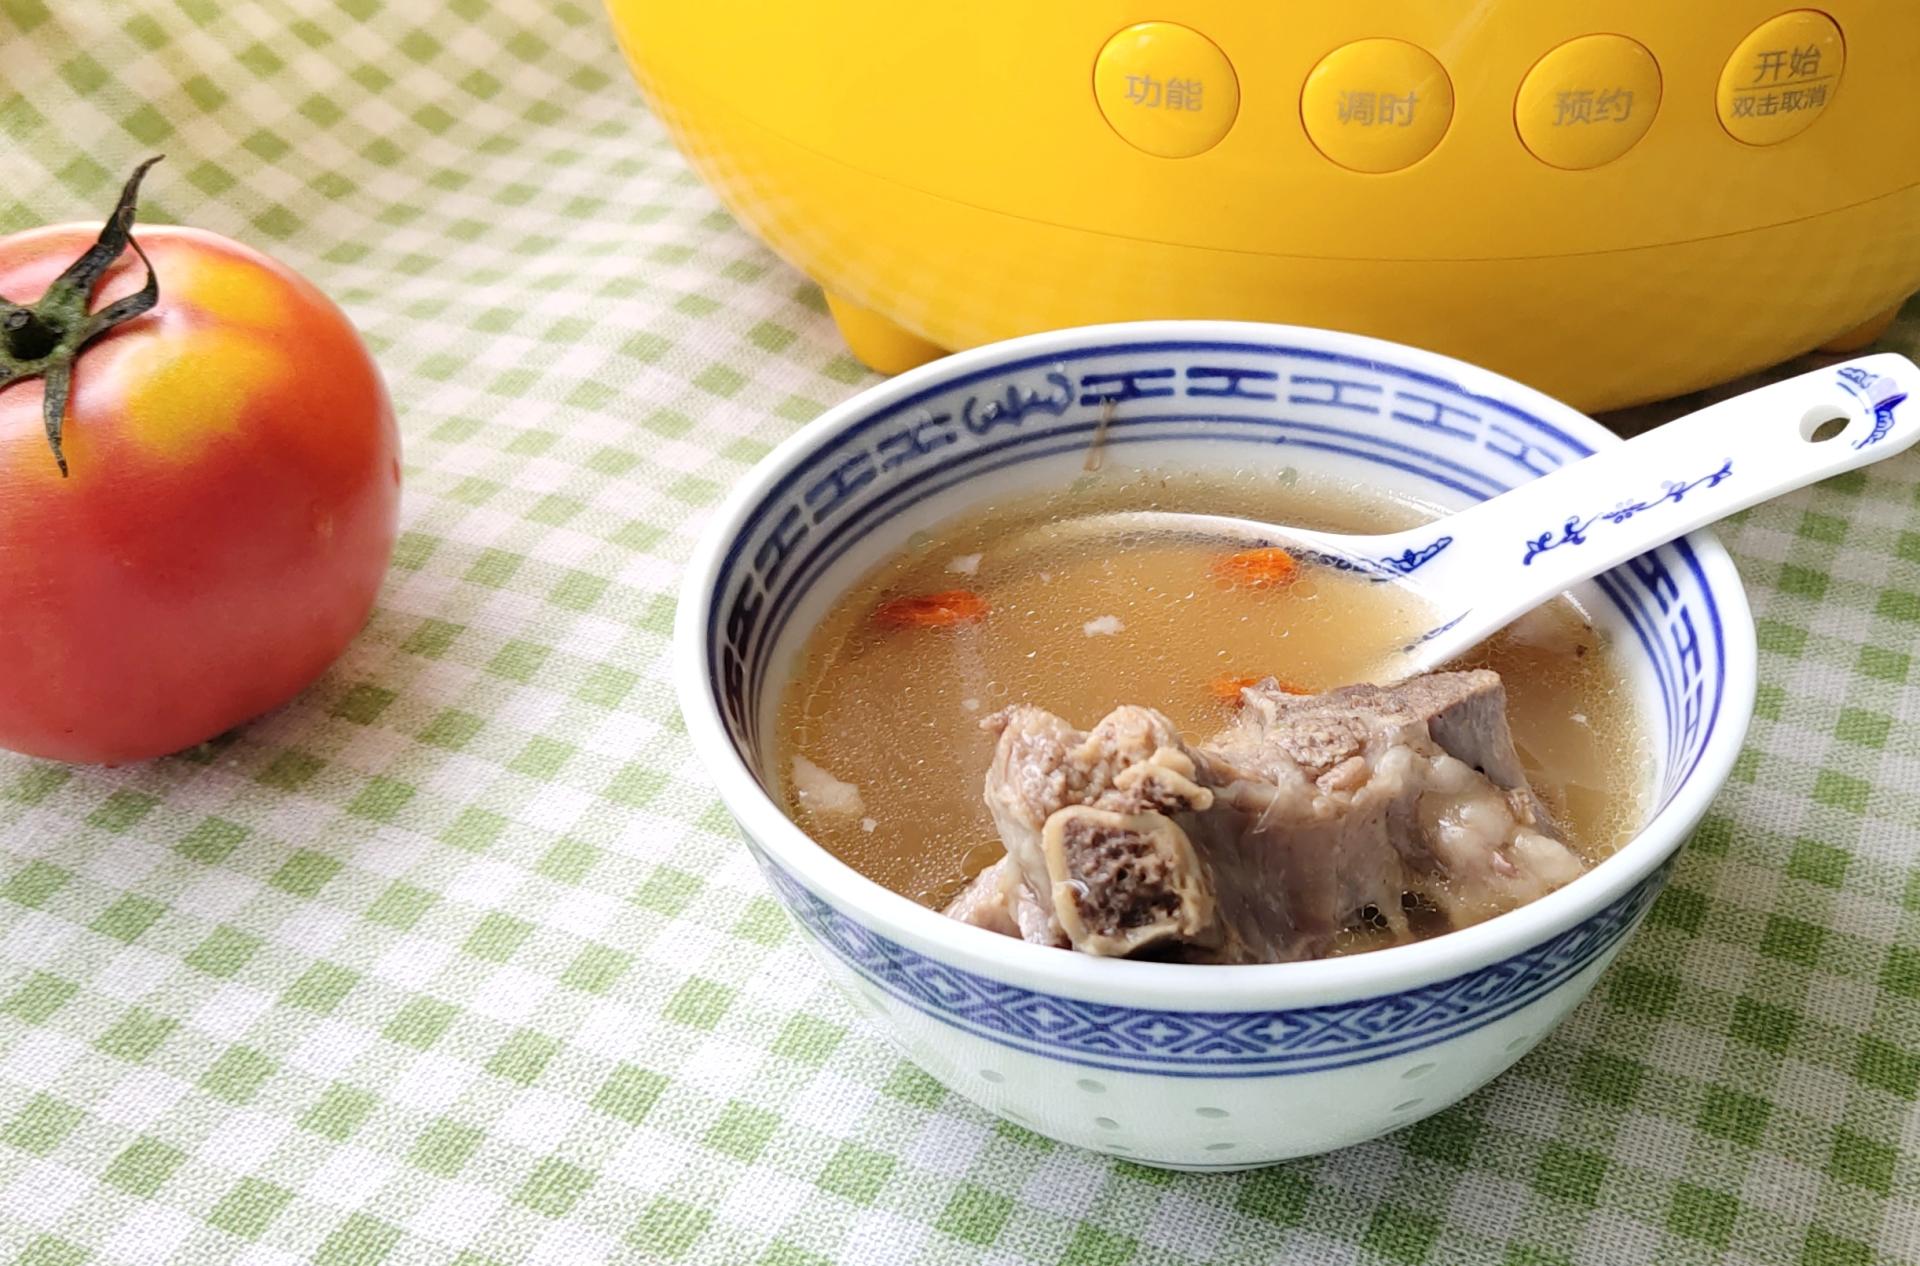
xmin=791 ymin=755 xmax=865 ymax=817
xmin=1416 ymin=750 xmax=1585 ymax=925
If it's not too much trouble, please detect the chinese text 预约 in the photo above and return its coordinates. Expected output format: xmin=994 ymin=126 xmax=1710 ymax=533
xmin=1552 ymin=87 xmax=1634 ymax=126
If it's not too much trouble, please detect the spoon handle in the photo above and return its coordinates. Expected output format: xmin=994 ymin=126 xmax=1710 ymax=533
xmin=1431 ymin=353 xmax=1918 ymax=642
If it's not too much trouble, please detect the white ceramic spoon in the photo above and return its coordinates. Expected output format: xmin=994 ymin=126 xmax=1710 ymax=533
xmin=1040 ymin=352 xmax=1918 ymax=678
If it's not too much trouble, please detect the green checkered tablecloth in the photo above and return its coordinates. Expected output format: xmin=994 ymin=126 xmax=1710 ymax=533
xmin=2 ymin=4 xmax=1917 ymax=1264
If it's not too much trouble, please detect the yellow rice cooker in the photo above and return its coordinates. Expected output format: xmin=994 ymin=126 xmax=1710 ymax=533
xmin=608 ymin=2 xmax=1920 ymax=410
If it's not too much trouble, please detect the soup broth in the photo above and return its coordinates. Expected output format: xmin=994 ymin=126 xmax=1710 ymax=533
xmin=776 ymin=468 xmax=1647 ymax=912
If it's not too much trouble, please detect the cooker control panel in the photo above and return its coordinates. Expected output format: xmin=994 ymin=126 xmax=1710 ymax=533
xmin=1092 ymin=11 xmax=1847 ymax=169
xmin=1299 ymin=38 xmax=1453 ymax=173
xmin=1717 ymin=10 xmax=1844 ymax=146
xmin=1092 ymin=21 xmax=1240 ymax=159
xmin=1515 ymin=35 xmax=1662 ymax=170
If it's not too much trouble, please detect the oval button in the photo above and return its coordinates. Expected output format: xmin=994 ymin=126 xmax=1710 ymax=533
xmin=1717 ymin=10 xmax=1844 ymax=145
xmin=1301 ymin=39 xmax=1454 ymax=173
xmin=1094 ymin=22 xmax=1240 ymax=158
xmin=1516 ymin=35 xmax=1661 ymax=169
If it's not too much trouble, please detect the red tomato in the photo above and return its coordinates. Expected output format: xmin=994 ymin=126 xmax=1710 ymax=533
xmin=0 ymin=216 xmax=399 ymax=764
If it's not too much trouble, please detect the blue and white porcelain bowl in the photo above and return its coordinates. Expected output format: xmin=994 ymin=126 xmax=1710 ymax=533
xmin=675 ymin=321 xmax=1757 ymax=1169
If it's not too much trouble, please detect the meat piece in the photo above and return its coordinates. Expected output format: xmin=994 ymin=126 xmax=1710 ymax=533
xmin=1211 ymin=672 xmax=1558 ymax=835
xmin=980 ymin=704 xmax=1221 ymax=955
xmin=943 ymin=855 xmax=1063 ymax=946
xmin=791 ymin=755 xmax=864 ymax=817
xmin=1043 ymin=805 xmax=1217 ymax=955
xmin=960 ymin=670 xmax=1586 ymax=963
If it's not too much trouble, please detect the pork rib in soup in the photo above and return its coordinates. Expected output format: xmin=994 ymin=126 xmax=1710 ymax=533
xmin=775 ymin=469 xmax=1648 ymax=963
xmin=954 ymin=671 xmax=1584 ymax=964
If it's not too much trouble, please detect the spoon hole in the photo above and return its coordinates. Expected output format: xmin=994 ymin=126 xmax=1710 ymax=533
xmin=1801 ymin=407 xmax=1850 ymax=443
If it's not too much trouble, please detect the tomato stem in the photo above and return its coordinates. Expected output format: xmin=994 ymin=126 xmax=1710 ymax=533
xmin=4 ymin=311 xmax=63 ymax=362
xmin=0 ymin=155 xmax=165 ymax=477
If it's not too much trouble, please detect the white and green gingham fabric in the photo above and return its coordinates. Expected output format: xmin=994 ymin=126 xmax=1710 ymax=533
xmin=2 ymin=4 xmax=1917 ymax=1264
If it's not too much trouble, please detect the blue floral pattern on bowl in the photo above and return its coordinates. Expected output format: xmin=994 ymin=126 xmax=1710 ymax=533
xmin=760 ymin=849 xmax=1666 ymax=1077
